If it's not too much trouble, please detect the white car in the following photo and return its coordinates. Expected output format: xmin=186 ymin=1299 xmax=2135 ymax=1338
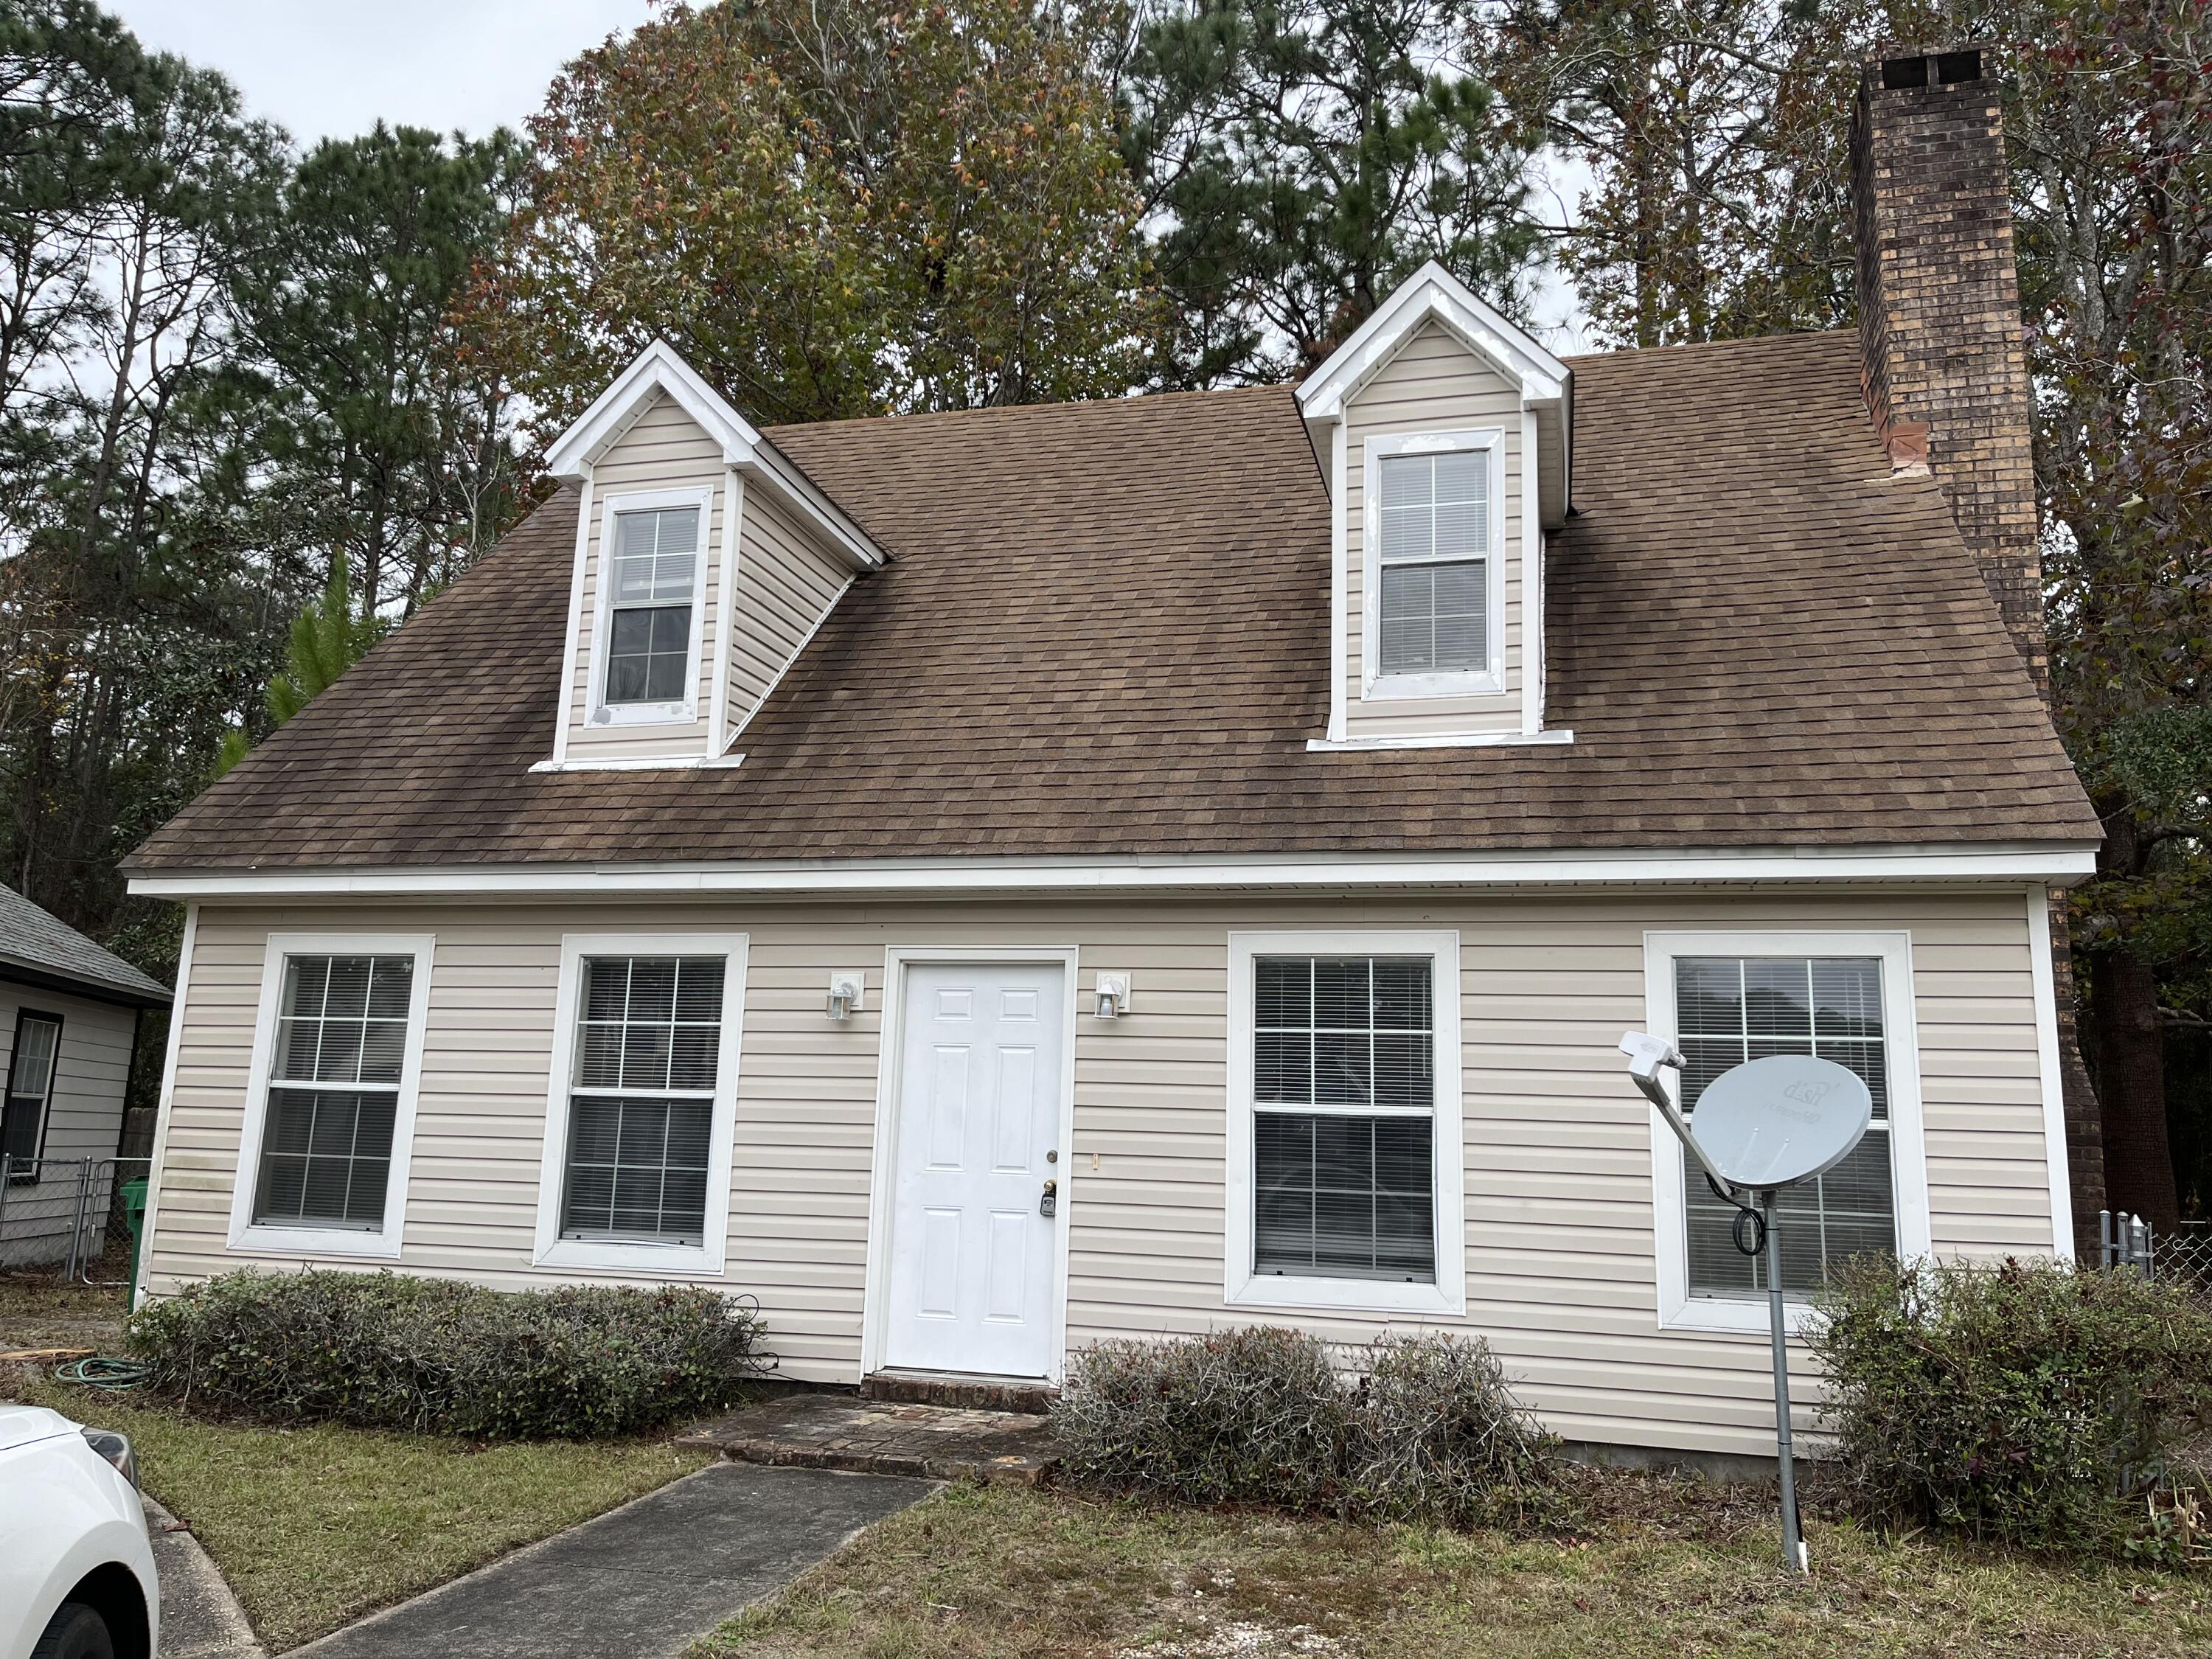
xmin=0 ymin=1405 xmax=158 ymax=1659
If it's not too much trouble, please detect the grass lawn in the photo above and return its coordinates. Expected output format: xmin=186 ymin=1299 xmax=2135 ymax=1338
xmin=2 ymin=1273 xmax=710 ymax=1652
xmin=695 ymin=1478 xmax=2212 ymax=1659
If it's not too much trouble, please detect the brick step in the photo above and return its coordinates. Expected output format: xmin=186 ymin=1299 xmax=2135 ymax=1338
xmin=676 ymin=1388 xmax=1058 ymax=1486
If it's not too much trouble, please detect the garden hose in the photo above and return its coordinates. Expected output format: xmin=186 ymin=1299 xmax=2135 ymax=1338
xmin=55 ymin=1355 xmax=148 ymax=1391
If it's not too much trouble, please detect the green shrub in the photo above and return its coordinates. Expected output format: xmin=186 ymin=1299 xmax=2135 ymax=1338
xmin=129 ymin=1270 xmax=774 ymax=1440
xmin=1810 ymin=1255 xmax=2212 ymax=1556
xmin=1052 ymin=1325 xmax=1558 ymax=1526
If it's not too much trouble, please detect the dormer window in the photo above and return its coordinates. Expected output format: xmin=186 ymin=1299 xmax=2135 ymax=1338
xmin=536 ymin=338 xmax=886 ymax=771
xmin=1365 ymin=431 xmax=1503 ymax=698
xmin=606 ymin=505 xmax=700 ymax=709
xmin=1296 ymin=262 xmax=1571 ymax=751
xmin=587 ymin=485 xmax=715 ymax=728
xmin=1376 ymin=444 xmax=1491 ymax=680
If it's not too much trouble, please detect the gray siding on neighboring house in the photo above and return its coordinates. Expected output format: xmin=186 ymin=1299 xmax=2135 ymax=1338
xmin=1 ymin=984 xmax=140 ymax=1265
xmin=142 ymin=888 xmax=2059 ymax=1458
xmin=2 ymin=984 xmax=137 ymax=1163
xmin=1343 ymin=320 xmax=1528 ymax=738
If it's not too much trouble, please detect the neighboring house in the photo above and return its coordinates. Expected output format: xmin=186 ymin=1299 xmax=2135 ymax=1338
xmin=124 ymin=53 xmax=2101 ymax=1459
xmin=0 ymin=885 xmax=170 ymax=1266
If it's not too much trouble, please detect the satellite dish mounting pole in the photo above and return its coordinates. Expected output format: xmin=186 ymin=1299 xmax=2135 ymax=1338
xmin=1621 ymin=1034 xmax=1870 ymax=1579
xmin=1761 ymin=1189 xmax=1807 ymax=1574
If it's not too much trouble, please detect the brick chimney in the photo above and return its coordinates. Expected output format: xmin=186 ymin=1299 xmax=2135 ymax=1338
xmin=1850 ymin=46 xmax=2045 ymax=688
xmin=1851 ymin=46 xmax=2107 ymax=1253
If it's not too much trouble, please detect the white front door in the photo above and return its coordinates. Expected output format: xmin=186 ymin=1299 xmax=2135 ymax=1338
xmin=883 ymin=962 xmax=1064 ymax=1379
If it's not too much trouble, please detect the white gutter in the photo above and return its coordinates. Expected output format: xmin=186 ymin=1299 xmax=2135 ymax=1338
xmin=128 ymin=843 xmax=2098 ymax=901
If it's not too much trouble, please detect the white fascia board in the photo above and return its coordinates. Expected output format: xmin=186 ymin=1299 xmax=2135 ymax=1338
xmin=543 ymin=340 xmax=886 ymax=573
xmin=128 ymin=843 xmax=2100 ymax=901
xmin=545 ymin=341 xmax=757 ymax=477
xmin=1297 ymin=261 xmax=1571 ymax=422
xmin=740 ymin=441 xmax=885 ymax=573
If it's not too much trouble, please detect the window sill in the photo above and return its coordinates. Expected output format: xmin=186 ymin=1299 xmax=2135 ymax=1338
xmin=1362 ymin=672 xmax=1504 ymax=702
xmin=590 ymin=702 xmax=696 ymax=728
xmin=1660 ymin=1293 xmax=1828 ymax=1337
xmin=1228 ymin=1270 xmax=1464 ymax=1318
xmin=229 ymin=1222 xmax=402 ymax=1260
xmin=535 ymin=1235 xmax=723 ymax=1277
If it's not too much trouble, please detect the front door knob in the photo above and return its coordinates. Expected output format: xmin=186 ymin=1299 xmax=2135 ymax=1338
xmin=1040 ymin=1178 xmax=1057 ymax=1217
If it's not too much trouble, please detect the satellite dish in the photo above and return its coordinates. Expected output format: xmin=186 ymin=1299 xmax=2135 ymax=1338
xmin=1615 ymin=1034 xmax=1876 ymax=1579
xmin=1691 ymin=1054 xmax=1872 ymax=1192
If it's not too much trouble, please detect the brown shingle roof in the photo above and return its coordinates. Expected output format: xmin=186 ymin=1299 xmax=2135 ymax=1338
xmin=125 ymin=330 xmax=2096 ymax=874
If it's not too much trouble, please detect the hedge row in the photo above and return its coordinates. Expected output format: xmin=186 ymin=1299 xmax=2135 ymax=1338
xmin=1052 ymin=1326 xmax=1560 ymax=1528
xmin=129 ymin=1270 xmax=774 ymax=1440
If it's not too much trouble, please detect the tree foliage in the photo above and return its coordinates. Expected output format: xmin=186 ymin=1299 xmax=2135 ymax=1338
xmin=460 ymin=0 xmax=1161 ymax=430
xmin=1496 ymin=0 xmax=2212 ymax=1218
xmin=212 ymin=553 xmax=383 ymax=778
xmin=227 ymin=123 xmax=531 ymax=619
xmin=1124 ymin=0 xmax=1542 ymax=386
xmin=1486 ymin=0 xmax=1870 ymax=348
xmin=0 ymin=0 xmax=525 ymax=987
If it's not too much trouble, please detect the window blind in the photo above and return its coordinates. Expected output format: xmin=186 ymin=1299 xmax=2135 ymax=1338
xmin=1252 ymin=956 xmax=1437 ymax=1282
xmin=1376 ymin=449 xmax=1487 ymax=677
xmin=605 ymin=506 xmax=699 ymax=706
xmin=560 ymin=955 xmax=725 ymax=1244
xmin=253 ymin=955 xmax=414 ymax=1229
xmin=1674 ymin=956 xmax=1895 ymax=1297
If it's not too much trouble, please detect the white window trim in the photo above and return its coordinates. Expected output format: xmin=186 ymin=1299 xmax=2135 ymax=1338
xmin=587 ymin=484 xmax=716 ymax=728
xmin=1642 ymin=930 xmax=1932 ymax=1335
xmin=1360 ymin=430 xmax=1506 ymax=701
xmin=1225 ymin=929 xmax=1465 ymax=1316
xmin=226 ymin=931 xmax=436 ymax=1261
xmin=532 ymin=931 xmax=747 ymax=1276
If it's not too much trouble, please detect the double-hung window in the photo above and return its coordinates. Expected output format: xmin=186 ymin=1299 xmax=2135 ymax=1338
xmin=1645 ymin=932 xmax=1929 ymax=1332
xmin=600 ymin=501 xmax=703 ymax=717
xmin=1368 ymin=434 xmax=1499 ymax=692
xmin=535 ymin=933 xmax=745 ymax=1275
xmin=1228 ymin=931 xmax=1464 ymax=1315
xmin=229 ymin=934 xmax=433 ymax=1258
xmin=562 ymin=956 xmax=723 ymax=1244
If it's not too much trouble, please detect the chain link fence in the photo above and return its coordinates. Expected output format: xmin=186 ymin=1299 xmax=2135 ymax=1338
xmin=0 ymin=1155 xmax=152 ymax=1282
xmin=2101 ymin=1209 xmax=2212 ymax=1298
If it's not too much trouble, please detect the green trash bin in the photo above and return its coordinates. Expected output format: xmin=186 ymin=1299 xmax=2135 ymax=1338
xmin=120 ymin=1178 xmax=148 ymax=1307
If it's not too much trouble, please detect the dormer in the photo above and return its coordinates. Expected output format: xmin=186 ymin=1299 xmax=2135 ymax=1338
xmin=536 ymin=342 xmax=885 ymax=772
xmin=1298 ymin=263 xmax=1573 ymax=750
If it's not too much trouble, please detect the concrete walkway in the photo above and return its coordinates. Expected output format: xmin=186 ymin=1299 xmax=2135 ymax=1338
xmin=289 ymin=1462 xmax=929 ymax=1659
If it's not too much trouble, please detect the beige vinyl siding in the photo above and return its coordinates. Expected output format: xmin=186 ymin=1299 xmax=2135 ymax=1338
xmin=725 ymin=487 xmax=851 ymax=737
xmin=1343 ymin=320 xmax=1527 ymax=739
xmin=144 ymin=888 xmax=2058 ymax=1458
xmin=566 ymin=392 xmax=725 ymax=760
xmin=1 ymin=986 xmax=136 ymax=1163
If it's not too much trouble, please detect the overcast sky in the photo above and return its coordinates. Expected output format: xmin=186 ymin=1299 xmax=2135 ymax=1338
xmin=107 ymin=0 xmax=652 ymax=144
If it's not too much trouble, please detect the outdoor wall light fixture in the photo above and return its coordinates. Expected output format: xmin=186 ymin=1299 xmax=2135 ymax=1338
xmin=1094 ymin=973 xmax=1131 ymax=1020
xmin=827 ymin=973 xmax=864 ymax=1020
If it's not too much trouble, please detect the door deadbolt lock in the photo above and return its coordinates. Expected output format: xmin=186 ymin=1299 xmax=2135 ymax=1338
xmin=1040 ymin=1178 xmax=1057 ymax=1217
